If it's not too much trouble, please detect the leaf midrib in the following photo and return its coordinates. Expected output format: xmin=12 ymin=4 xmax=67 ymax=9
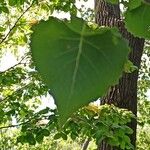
xmin=69 ymin=23 xmax=86 ymax=98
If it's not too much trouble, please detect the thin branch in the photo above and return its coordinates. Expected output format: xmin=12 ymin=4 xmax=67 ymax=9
xmin=0 ymin=54 xmax=29 ymax=74
xmin=0 ymin=111 xmax=49 ymax=130
xmin=0 ymin=121 xmax=29 ymax=130
xmin=0 ymin=1 xmax=34 ymax=44
xmin=0 ymin=115 xmax=37 ymax=130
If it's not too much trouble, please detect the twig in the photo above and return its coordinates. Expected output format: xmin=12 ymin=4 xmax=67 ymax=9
xmin=0 ymin=116 xmax=35 ymax=130
xmin=0 ymin=1 xmax=34 ymax=44
xmin=0 ymin=122 xmax=27 ymax=130
xmin=0 ymin=110 xmax=49 ymax=130
xmin=0 ymin=54 xmax=28 ymax=74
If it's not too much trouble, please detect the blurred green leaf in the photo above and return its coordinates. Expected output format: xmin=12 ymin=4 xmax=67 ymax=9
xmin=125 ymin=4 xmax=150 ymax=39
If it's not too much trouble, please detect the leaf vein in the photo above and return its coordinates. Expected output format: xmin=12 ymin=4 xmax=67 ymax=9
xmin=69 ymin=24 xmax=86 ymax=98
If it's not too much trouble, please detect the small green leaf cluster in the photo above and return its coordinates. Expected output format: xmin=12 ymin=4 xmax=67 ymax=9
xmin=0 ymin=61 xmax=48 ymax=127
xmin=138 ymin=99 xmax=150 ymax=127
xmin=52 ymin=0 xmax=77 ymax=14
xmin=8 ymin=0 xmax=28 ymax=7
xmin=0 ymin=67 xmax=25 ymax=87
xmin=137 ymin=127 xmax=150 ymax=150
xmin=62 ymin=104 xmax=135 ymax=150
xmin=17 ymin=128 xmax=51 ymax=145
xmin=0 ymin=0 xmax=9 ymax=13
xmin=15 ymin=104 xmax=135 ymax=149
xmin=124 ymin=60 xmax=138 ymax=73
xmin=0 ymin=0 xmax=35 ymax=14
xmin=138 ymin=41 xmax=150 ymax=100
xmin=16 ymin=107 xmax=57 ymax=145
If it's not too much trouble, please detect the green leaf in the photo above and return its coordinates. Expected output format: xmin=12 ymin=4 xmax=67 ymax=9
xmin=8 ymin=0 xmax=26 ymax=6
xmin=124 ymin=60 xmax=138 ymax=73
xmin=36 ymin=134 xmax=44 ymax=143
xmin=8 ymin=0 xmax=17 ymax=6
xmin=25 ymin=133 xmax=36 ymax=145
xmin=54 ymin=133 xmax=61 ymax=139
xmin=124 ymin=135 xmax=131 ymax=144
xmin=125 ymin=4 xmax=150 ymax=39
xmin=0 ymin=26 xmax=5 ymax=32
xmin=40 ymin=129 xmax=50 ymax=136
xmin=127 ymin=0 xmax=142 ymax=10
xmin=31 ymin=17 xmax=129 ymax=124
xmin=120 ymin=140 xmax=126 ymax=149
xmin=17 ymin=135 xmax=26 ymax=144
xmin=70 ymin=132 xmax=77 ymax=140
xmin=19 ymin=0 xmax=26 ymax=5
xmin=0 ymin=108 xmax=4 ymax=117
xmin=1 ymin=6 xmax=9 ymax=13
xmin=115 ymin=129 xmax=125 ymax=138
xmin=61 ymin=132 xmax=68 ymax=140
xmin=123 ymin=126 xmax=133 ymax=134
xmin=105 ymin=0 xmax=119 ymax=4
xmin=107 ymin=136 xmax=119 ymax=146
xmin=54 ymin=132 xmax=67 ymax=140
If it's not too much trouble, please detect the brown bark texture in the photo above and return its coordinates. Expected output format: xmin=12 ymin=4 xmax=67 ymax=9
xmin=94 ymin=0 xmax=145 ymax=150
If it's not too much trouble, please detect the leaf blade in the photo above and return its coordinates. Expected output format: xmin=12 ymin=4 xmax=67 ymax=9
xmin=30 ymin=17 xmax=129 ymax=125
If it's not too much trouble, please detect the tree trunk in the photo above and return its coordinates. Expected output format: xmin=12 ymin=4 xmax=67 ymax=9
xmin=95 ymin=0 xmax=145 ymax=149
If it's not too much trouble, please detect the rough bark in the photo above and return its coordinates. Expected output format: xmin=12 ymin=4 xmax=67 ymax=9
xmin=95 ymin=0 xmax=145 ymax=149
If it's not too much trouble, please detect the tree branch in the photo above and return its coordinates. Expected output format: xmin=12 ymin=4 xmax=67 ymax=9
xmin=0 ymin=121 xmax=29 ymax=130
xmin=0 ymin=115 xmax=37 ymax=130
xmin=0 ymin=111 xmax=49 ymax=130
xmin=0 ymin=54 xmax=29 ymax=74
xmin=0 ymin=1 xmax=34 ymax=44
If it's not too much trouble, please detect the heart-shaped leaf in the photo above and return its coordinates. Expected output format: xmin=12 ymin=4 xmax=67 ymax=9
xmin=30 ymin=17 xmax=129 ymax=124
xmin=125 ymin=3 xmax=150 ymax=39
